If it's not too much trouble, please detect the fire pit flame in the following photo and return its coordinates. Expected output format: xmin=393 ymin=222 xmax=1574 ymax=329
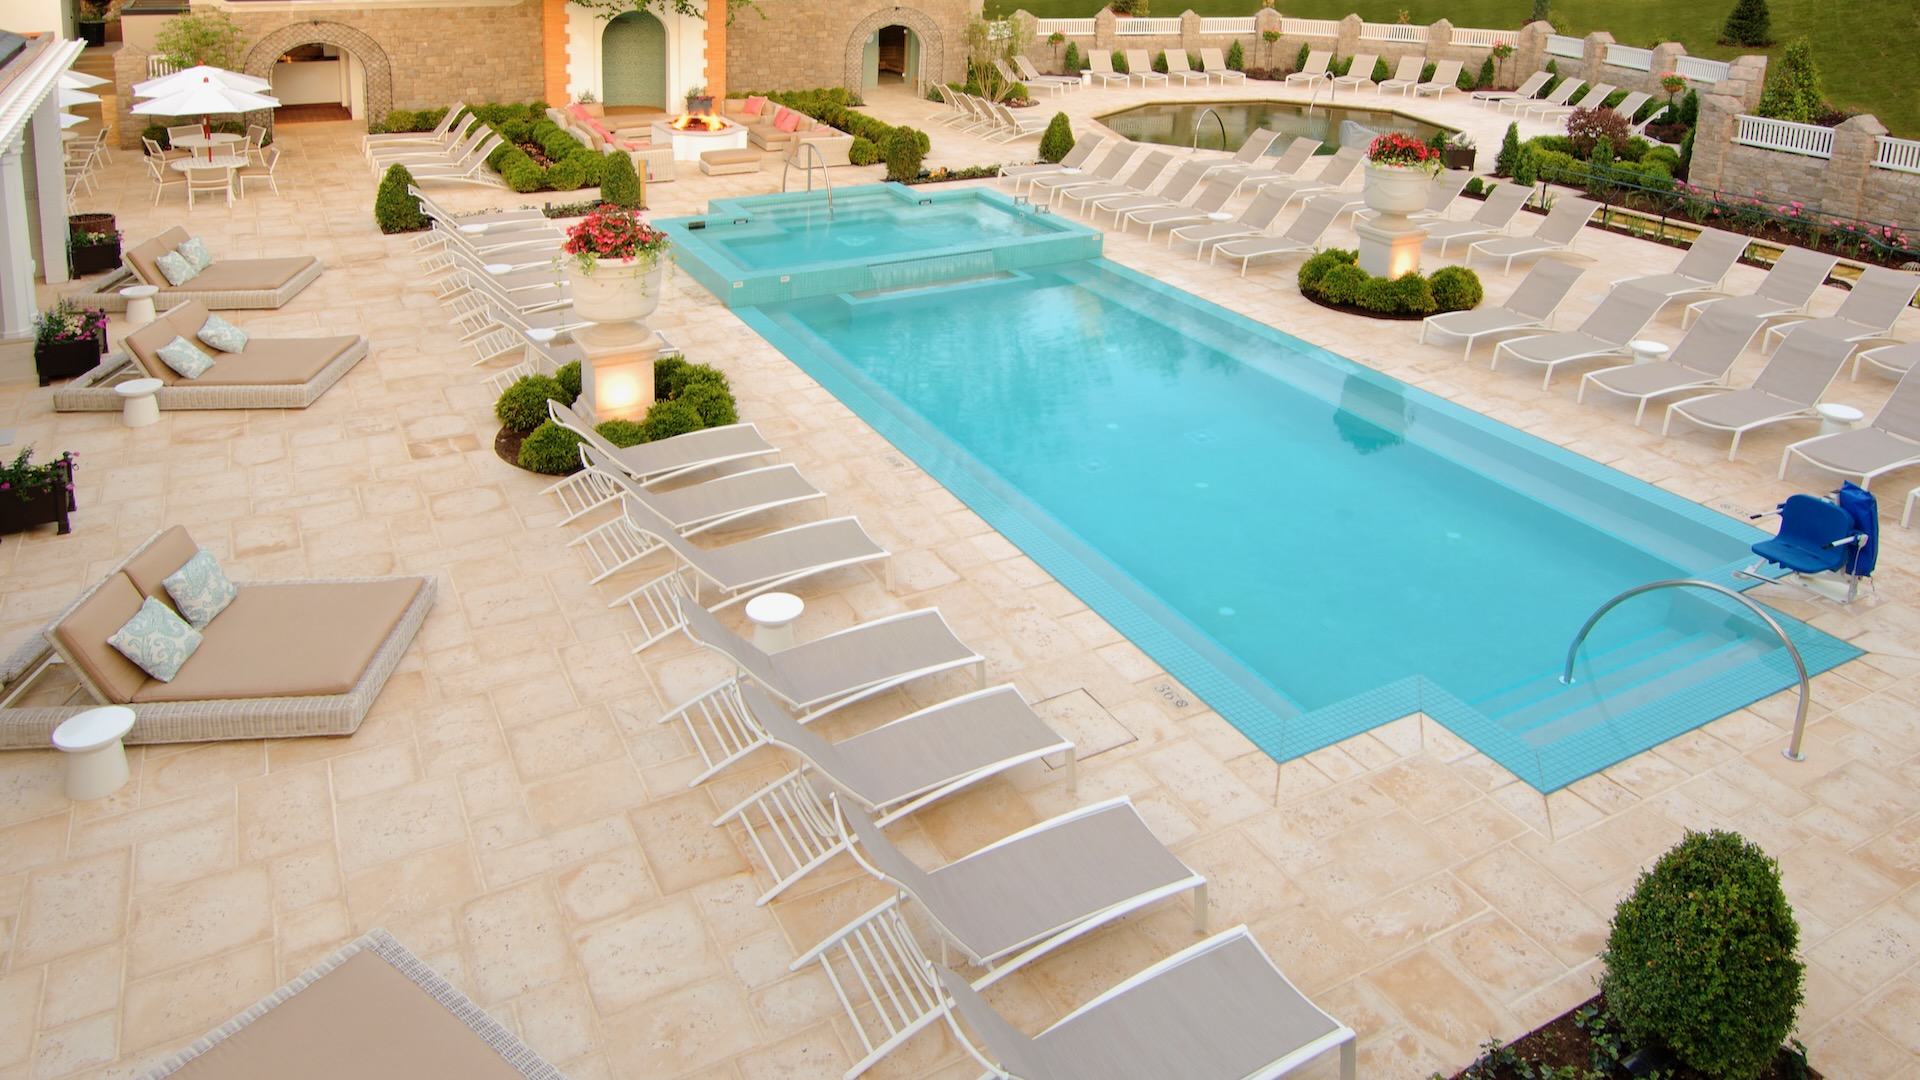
xmin=669 ymin=112 xmax=731 ymax=132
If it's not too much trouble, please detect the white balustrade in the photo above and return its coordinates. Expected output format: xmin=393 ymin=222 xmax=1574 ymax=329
xmin=1673 ymin=56 xmax=1730 ymax=83
xmin=1198 ymin=17 xmax=1257 ymax=34
xmin=1545 ymin=34 xmax=1585 ymax=58
xmin=1605 ymin=44 xmax=1654 ymax=71
xmin=145 ymin=56 xmax=179 ymax=79
xmin=1279 ymin=18 xmax=1341 ymax=37
xmin=1034 ymin=18 xmax=1095 ymax=36
xmin=1360 ymin=22 xmax=1427 ymax=42
xmin=1734 ymin=114 xmax=1835 ymax=159
xmin=1114 ymin=17 xmax=1183 ymax=35
xmin=1875 ymin=136 xmax=1920 ymax=175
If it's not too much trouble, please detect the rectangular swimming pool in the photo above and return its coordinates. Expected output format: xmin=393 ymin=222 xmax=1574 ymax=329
xmin=663 ymin=187 xmax=1859 ymax=791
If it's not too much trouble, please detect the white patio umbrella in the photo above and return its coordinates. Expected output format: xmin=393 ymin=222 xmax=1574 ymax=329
xmin=59 ymin=113 xmax=87 ymax=129
xmin=59 ymin=71 xmax=109 ymax=89
xmin=133 ymin=65 xmax=271 ymax=98
xmin=57 ymin=86 xmax=100 ymax=107
xmin=132 ymin=78 xmax=280 ymax=161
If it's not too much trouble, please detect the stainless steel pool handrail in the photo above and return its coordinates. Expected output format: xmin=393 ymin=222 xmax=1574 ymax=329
xmin=781 ymin=142 xmax=833 ymax=216
xmin=1191 ymin=106 xmax=1228 ymax=152
xmin=1560 ymin=578 xmax=1812 ymax=762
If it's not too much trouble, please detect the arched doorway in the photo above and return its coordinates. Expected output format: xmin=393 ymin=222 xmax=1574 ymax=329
xmin=243 ymin=22 xmax=393 ymax=133
xmin=602 ymin=12 xmax=668 ymax=109
xmin=864 ymin=25 xmax=921 ymax=89
xmin=842 ymin=8 xmax=944 ymax=95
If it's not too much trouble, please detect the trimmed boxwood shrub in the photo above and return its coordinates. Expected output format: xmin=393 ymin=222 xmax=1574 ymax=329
xmin=679 ymin=380 xmax=738 ymax=427
xmin=596 ymin=418 xmax=646 ymax=447
xmin=555 ymin=360 xmax=582 ymax=403
xmin=1063 ymin=41 xmax=1082 ymax=72
xmin=653 ymin=354 xmax=689 ymax=399
xmin=598 ymin=150 xmax=641 ymax=208
xmin=1602 ymin=830 xmax=1803 ymax=1080
xmin=849 ymin=137 xmax=880 ymax=166
xmin=1225 ymin=40 xmax=1244 ymax=70
xmin=1298 ymin=249 xmax=1481 ymax=317
xmin=518 ymin=421 xmax=585 ymax=474
xmin=640 ymin=398 xmax=704 ymax=442
xmin=1428 ymin=265 xmax=1484 ymax=311
xmin=884 ymin=126 xmax=926 ymax=183
xmin=495 ymin=373 xmax=568 ymax=433
xmin=1110 ymin=51 xmax=1129 ymax=75
xmin=374 ymin=164 xmax=427 ymax=234
xmin=1038 ymin=112 xmax=1074 ymax=164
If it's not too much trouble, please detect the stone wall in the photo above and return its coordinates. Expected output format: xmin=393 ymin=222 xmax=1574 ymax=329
xmin=1539 ymin=31 xmax=1766 ymax=110
xmin=724 ymin=0 xmax=978 ymax=94
xmin=1689 ymin=96 xmax=1920 ymax=228
xmin=114 ymin=2 xmax=544 ymax=147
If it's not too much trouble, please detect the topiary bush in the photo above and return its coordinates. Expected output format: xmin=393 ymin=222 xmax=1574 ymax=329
xmin=1110 ymin=51 xmax=1129 ymax=75
xmin=640 ymin=398 xmax=704 ymax=442
xmin=1721 ymin=0 xmax=1772 ymax=46
xmin=848 ymin=137 xmax=880 ymax=166
xmin=1038 ymin=112 xmax=1074 ymax=164
xmin=555 ymin=360 xmax=582 ymax=404
xmin=373 ymin=164 xmax=427 ymax=234
xmin=1495 ymin=122 xmax=1522 ymax=177
xmin=653 ymin=354 xmax=688 ymax=400
xmin=1063 ymin=40 xmax=1083 ymax=72
xmin=1295 ymin=42 xmax=1311 ymax=72
xmin=595 ymin=418 xmax=647 ymax=447
xmin=1226 ymin=40 xmax=1244 ymax=70
xmin=1477 ymin=56 xmax=1495 ymax=89
xmin=884 ymin=126 xmax=926 ymax=183
xmin=1511 ymin=145 xmax=1539 ymax=186
xmin=679 ymin=380 xmax=738 ymax=427
xmin=598 ymin=150 xmax=642 ymax=209
xmin=1298 ymin=249 xmax=1476 ymax=317
xmin=495 ymin=373 xmax=568 ymax=433
xmin=545 ymin=157 xmax=588 ymax=191
xmin=1601 ymin=830 xmax=1803 ymax=1080
xmin=518 ymin=420 xmax=585 ymax=474
xmin=1372 ymin=56 xmax=1390 ymax=82
xmin=1428 ymin=265 xmax=1484 ymax=311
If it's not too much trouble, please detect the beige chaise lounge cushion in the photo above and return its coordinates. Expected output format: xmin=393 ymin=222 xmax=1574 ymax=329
xmin=132 ymin=579 xmax=423 ymax=703
xmin=122 ymin=525 xmax=201 ymax=608
xmin=49 ymin=574 xmax=150 ymax=704
xmin=124 ymin=301 xmax=359 ymax=387
xmin=157 ymin=949 xmax=532 ymax=1080
xmin=126 ymin=227 xmax=318 ymax=294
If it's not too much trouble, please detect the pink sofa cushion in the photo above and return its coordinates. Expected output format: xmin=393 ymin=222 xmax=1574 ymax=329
xmin=774 ymin=108 xmax=801 ymax=133
xmin=742 ymin=95 xmax=768 ymax=117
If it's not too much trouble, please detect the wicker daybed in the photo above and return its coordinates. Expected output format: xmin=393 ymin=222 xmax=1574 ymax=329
xmin=140 ymin=929 xmax=567 ymax=1079
xmin=0 ymin=526 xmax=435 ymax=749
xmin=52 ymin=300 xmax=367 ymax=412
xmin=68 ymin=227 xmax=324 ymax=311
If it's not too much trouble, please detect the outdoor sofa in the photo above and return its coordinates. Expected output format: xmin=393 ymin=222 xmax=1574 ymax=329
xmin=69 ymin=227 xmax=323 ymax=311
xmin=0 ymin=526 xmax=434 ymax=749
xmin=53 ymin=300 xmax=367 ymax=412
xmin=720 ymin=97 xmax=854 ymax=161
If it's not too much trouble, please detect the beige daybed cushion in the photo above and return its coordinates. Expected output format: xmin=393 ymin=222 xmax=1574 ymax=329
xmin=124 ymin=302 xmax=359 ymax=387
xmin=126 ymin=227 xmax=318 ymax=294
xmin=154 ymin=947 xmax=533 ymax=1080
xmin=49 ymin=573 xmax=150 ymax=704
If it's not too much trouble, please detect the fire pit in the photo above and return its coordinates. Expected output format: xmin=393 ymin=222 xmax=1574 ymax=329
xmin=650 ymin=113 xmax=750 ymax=161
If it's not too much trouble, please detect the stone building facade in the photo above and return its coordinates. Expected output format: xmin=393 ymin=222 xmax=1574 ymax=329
xmin=722 ymin=0 xmax=979 ymax=95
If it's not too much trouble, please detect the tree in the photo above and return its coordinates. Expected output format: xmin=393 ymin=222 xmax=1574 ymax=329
xmin=965 ymin=15 xmax=1033 ymax=102
xmin=1720 ymin=0 xmax=1772 ymax=46
xmin=1063 ymin=40 xmax=1083 ymax=72
xmin=154 ymin=10 xmax=246 ymax=70
xmin=598 ymin=150 xmax=642 ymax=209
xmin=1529 ymin=0 xmax=1552 ymax=23
xmin=1756 ymin=37 xmax=1824 ymax=123
xmin=1038 ymin=113 xmax=1074 ymax=164
xmin=373 ymin=164 xmax=427 ymax=234
xmin=1225 ymin=40 xmax=1244 ymax=70
xmin=1494 ymin=121 xmax=1522 ymax=177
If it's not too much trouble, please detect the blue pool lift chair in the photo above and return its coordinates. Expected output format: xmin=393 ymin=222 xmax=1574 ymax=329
xmin=1737 ymin=483 xmax=1877 ymax=603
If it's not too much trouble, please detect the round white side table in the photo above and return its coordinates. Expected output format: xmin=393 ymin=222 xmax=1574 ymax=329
xmin=120 ymin=284 xmax=160 ymax=328
xmin=51 ymin=705 xmax=136 ymax=800
xmin=744 ymin=592 xmax=804 ymax=653
xmin=1628 ymin=339 xmax=1670 ymax=366
xmin=116 ymin=377 xmax=163 ymax=427
xmin=1816 ymin=402 xmax=1865 ymax=436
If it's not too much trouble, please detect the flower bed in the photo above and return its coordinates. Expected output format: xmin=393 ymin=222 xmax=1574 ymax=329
xmin=495 ymin=358 xmax=741 ymax=475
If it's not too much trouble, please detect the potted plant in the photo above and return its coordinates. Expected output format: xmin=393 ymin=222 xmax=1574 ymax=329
xmin=1442 ymin=132 xmax=1477 ymax=170
xmin=684 ymin=85 xmax=714 ymax=114
xmin=0 ymin=447 xmax=78 ymax=542
xmin=560 ymin=204 xmax=673 ymax=327
xmin=1363 ymin=130 xmax=1443 ymax=216
xmin=575 ymin=89 xmax=603 ymax=119
xmin=31 ymin=298 xmax=107 ymax=387
xmin=68 ymin=225 xmax=122 ymax=277
xmin=76 ymin=0 xmax=108 ymax=46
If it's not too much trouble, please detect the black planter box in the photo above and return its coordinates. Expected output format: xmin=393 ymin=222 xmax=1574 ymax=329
xmin=69 ymin=240 xmax=121 ymax=277
xmin=77 ymin=21 xmax=105 ymax=46
xmin=1443 ymin=146 xmax=1477 ymax=171
xmin=35 ymin=334 xmax=106 ymax=387
xmin=0 ymin=460 xmax=76 ymax=541
xmin=686 ymin=95 xmax=715 ymax=114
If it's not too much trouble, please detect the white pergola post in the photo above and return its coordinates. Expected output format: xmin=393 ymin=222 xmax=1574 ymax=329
xmin=29 ymin=93 xmax=69 ymax=286
xmin=0 ymin=145 xmax=34 ymax=342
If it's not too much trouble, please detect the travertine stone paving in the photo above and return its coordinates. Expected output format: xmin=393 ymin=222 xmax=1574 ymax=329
xmin=1 ymin=80 xmax=1917 ymax=1080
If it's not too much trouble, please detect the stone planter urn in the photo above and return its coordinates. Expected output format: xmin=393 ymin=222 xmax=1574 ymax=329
xmin=1362 ymin=164 xmax=1433 ymax=218
xmin=564 ymin=257 xmax=665 ymax=326
xmin=564 ymin=257 xmax=666 ymax=420
xmin=1357 ymin=164 xmax=1434 ymax=278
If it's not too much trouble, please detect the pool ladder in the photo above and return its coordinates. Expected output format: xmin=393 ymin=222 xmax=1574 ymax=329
xmin=1191 ymin=107 xmax=1228 ymax=151
xmin=1560 ymin=578 xmax=1812 ymax=762
xmin=781 ymin=142 xmax=833 ymax=217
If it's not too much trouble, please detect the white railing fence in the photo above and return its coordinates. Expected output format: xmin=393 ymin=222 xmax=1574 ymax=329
xmin=146 ymin=56 xmax=179 ymax=79
xmin=1672 ymin=56 xmax=1729 ymax=83
xmin=1605 ymin=44 xmax=1654 ymax=71
xmin=1359 ymin=22 xmax=1426 ymax=42
xmin=1875 ymin=136 xmax=1920 ymax=175
xmin=1734 ymin=114 xmax=1835 ymax=158
xmin=1545 ymin=34 xmax=1584 ymax=58
xmin=1451 ymin=27 xmax=1517 ymax=48
xmin=1033 ymin=18 xmax=1095 ymax=36
xmin=1278 ymin=17 xmax=1340 ymax=37
xmin=1198 ymin=17 xmax=1256 ymax=34
xmin=1113 ymin=17 xmax=1183 ymax=35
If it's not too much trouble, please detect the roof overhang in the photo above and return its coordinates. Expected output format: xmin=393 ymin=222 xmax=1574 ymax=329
xmin=0 ymin=33 xmax=86 ymax=157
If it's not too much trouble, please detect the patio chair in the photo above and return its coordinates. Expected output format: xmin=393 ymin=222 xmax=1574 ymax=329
xmin=183 ymin=164 xmax=231 ymax=210
xmin=1421 ymin=256 xmax=1587 ymax=358
xmin=1125 ymin=50 xmax=1168 ymax=88
xmin=1577 ymin=306 xmax=1768 ymax=423
xmin=145 ymin=155 xmax=186 ymax=206
xmin=1015 ymin=55 xmax=1083 ymax=92
xmin=1124 ymin=177 xmax=1238 ymax=240
xmin=409 ymin=186 xmax=549 ymax=233
xmin=1491 ymin=284 xmax=1668 ymax=388
xmin=1853 ymin=339 xmax=1920 ymax=382
xmin=1611 ymin=90 xmax=1655 ymax=133
xmin=86 ymin=128 xmax=112 ymax=166
xmin=234 ymin=145 xmax=281 ymax=197
xmin=1241 ymin=145 xmax=1366 ymax=211
xmin=165 ymin=124 xmax=202 ymax=145
xmin=1332 ymin=53 xmax=1380 ymax=94
xmin=997 ymin=57 xmax=1065 ymax=97
xmin=1511 ymin=77 xmax=1583 ymax=117
xmin=1682 ymin=246 xmax=1839 ymax=330
xmin=403 ymin=135 xmax=507 ymax=187
xmin=712 ymin=682 xmax=1075 ymax=899
xmin=1087 ymin=50 xmax=1131 ymax=87
xmin=1057 ymin=150 xmax=1175 ymax=216
xmin=1219 ymin=136 xmax=1326 ymax=196
xmin=1286 ymin=50 xmax=1334 ymax=89
xmin=936 ymin=928 xmax=1357 ymax=1080
xmin=143 ymin=135 xmax=186 ymax=164
xmin=1533 ymin=81 xmax=1613 ymax=122
xmin=1164 ymin=49 xmax=1212 ymax=86
xmin=1611 ymin=227 xmax=1748 ymax=311
xmin=664 ymin=599 xmax=983 ymax=756
xmin=1782 ymin=356 xmax=1920 ymax=485
xmin=1663 ymin=329 xmax=1856 ymax=458
xmin=362 ymin=103 xmax=467 ymax=149
xmin=1413 ymin=59 xmax=1466 ymax=97
xmin=1467 ymin=195 xmax=1599 ymax=272
xmin=925 ymin=83 xmax=969 ymax=127
xmin=1086 ymin=157 xmax=1212 ymax=226
xmin=1199 ymin=48 xmax=1247 ymax=84
xmin=1167 ymin=185 xmax=1294 ymax=256
xmin=989 ymin=100 xmax=1051 ymax=142
xmin=794 ymin=796 xmax=1208 ymax=1078
xmin=566 ymin=445 xmax=826 ymax=579
xmin=1424 ymin=182 xmax=1533 ymax=255
xmin=1737 ymin=485 xmax=1876 ymax=602
xmin=367 ymin=122 xmax=491 ymax=170
xmin=1472 ymin=70 xmax=1549 ymax=107
xmin=607 ymin=496 xmax=890 ymax=652
xmin=1760 ymin=266 xmax=1920 ymax=357
xmin=999 ymin=133 xmax=1105 ymax=190
xmin=544 ymin=400 xmax=777 ymax=498
xmin=1377 ymin=56 xmax=1425 ymax=96
xmin=1209 ymin=195 xmax=1351 ymax=276
xmin=243 ymin=124 xmax=267 ymax=166
xmin=1200 ymin=128 xmax=1291 ymax=181
xmin=1030 ymin=142 xmax=1139 ymax=204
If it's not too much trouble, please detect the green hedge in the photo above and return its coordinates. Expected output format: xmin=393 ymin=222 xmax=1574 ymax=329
xmin=737 ymin=88 xmax=930 ymax=161
xmin=386 ymin=102 xmax=609 ymax=194
xmin=514 ymin=357 xmax=742 ymax=475
xmin=1298 ymin=249 xmax=1482 ymax=317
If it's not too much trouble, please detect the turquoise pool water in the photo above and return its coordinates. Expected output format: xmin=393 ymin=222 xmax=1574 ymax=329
xmin=662 ymin=186 xmax=1860 ymax=791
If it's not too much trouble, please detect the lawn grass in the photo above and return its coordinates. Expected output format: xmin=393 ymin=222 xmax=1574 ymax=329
xmin=988 ymin=0 xmax=1920 ymax=136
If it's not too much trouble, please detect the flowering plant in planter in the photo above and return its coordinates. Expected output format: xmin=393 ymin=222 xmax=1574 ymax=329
xmin=31 ymin=298 xmax=107 ymax=350
xmin=1366 ymin=131 xmax=1442 ymax=175
xmin=1659 ymin=72 xmax=1688 ymax=96
xmin=0 ymin=447 xmax=77 ymax=502
xmin=67 ymin=228 xmax=120 ymax=251
xmin=561 ymin=204 xmax=672 ymax=274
